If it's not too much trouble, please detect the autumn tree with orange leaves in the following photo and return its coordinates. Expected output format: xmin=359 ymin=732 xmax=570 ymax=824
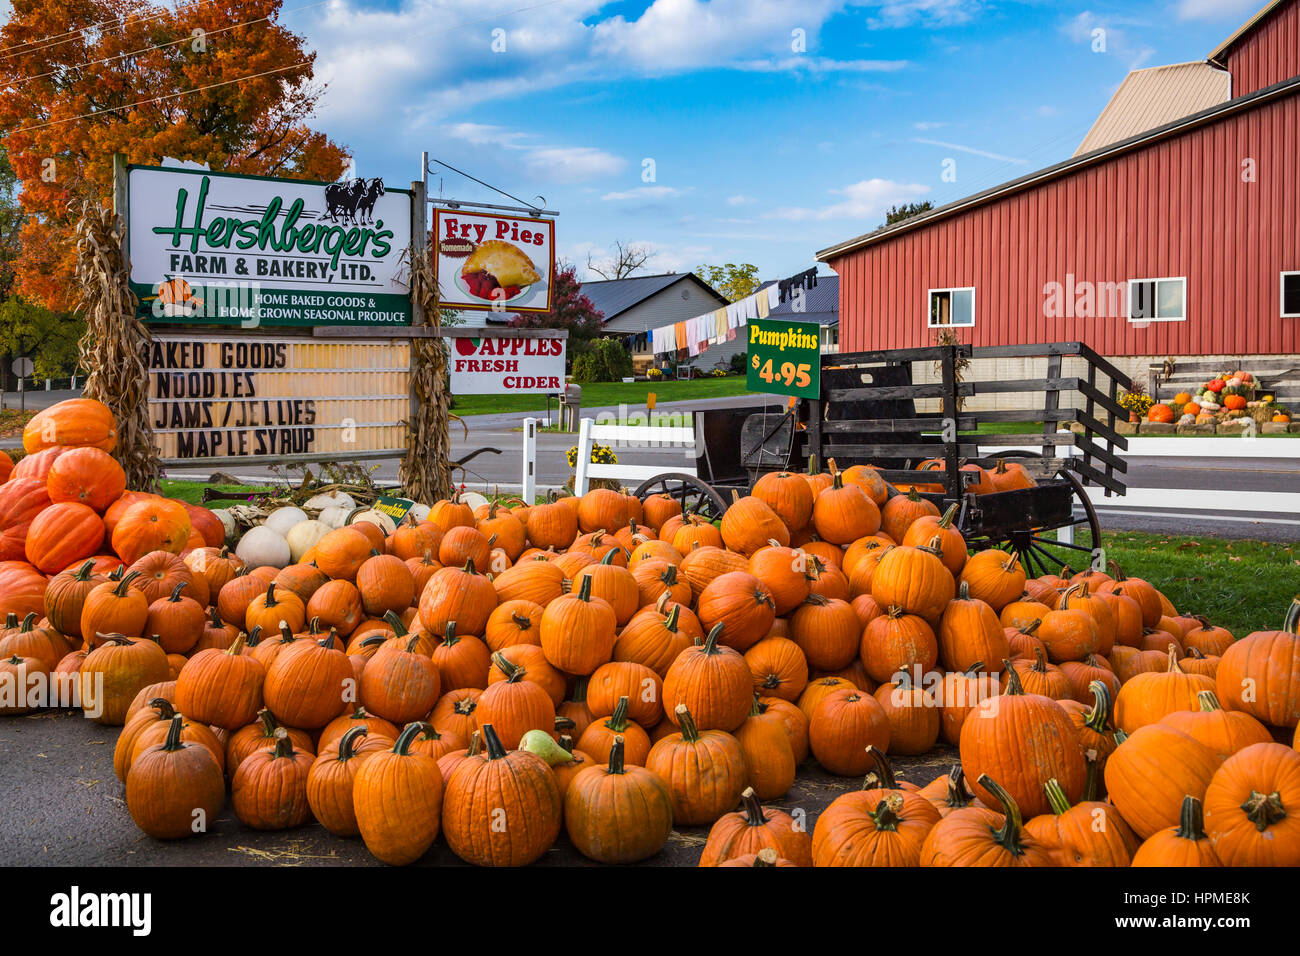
xmin=0 ymin=0 xmax=350 ymax=311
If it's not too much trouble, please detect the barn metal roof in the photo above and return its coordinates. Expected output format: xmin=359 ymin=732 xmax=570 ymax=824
xmin=1075 ymin=62 xmax=1231 ymax=156
xmin=1208 ymin=0 xmax=1289 ymax=65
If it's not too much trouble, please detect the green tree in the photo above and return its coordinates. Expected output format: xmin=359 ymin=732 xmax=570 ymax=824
xmin=0 ymin=297 xmax=85 ymax=378
xmin=508 ymin=264 xmax=604 ymax=361
xmin=0 ymin=144 xmax=22 ymax=301
xmin=883 ymin=201 xmax=934 ymax=227
xmin=695 ymin=262 xmax=760 ymax=303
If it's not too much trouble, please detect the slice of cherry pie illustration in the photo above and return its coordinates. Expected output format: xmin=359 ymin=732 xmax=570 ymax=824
xmin=460 ymin=239 xmax=542 ymax=301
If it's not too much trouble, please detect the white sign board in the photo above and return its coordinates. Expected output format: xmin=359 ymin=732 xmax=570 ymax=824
xmin=127 ymin=165 xmax=413 ymax=327
xmin=448 ymin=333 xmax=566 ymax=393
xmin=433 ymin=208 xmax=555 ymax=314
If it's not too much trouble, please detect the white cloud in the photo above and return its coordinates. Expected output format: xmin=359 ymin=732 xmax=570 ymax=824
xmin=768 ymin=177 xmax=931 ymax=221
xmin=913 ymin=121 xmax=948 ymax=131
xmin=1062 ymin=11 xmax=1155 ymax=70
xmin=865 ymin=0 xmax=984 ymax=28
xmin=726 ymin=195 xmax=756 ymax=206
xmin=442 ymin=123 xmax=625 ymax=183
xmin=600 ymin=185 xmax=688 ymax=201
xmin=1176 ymin=0 xmax=1259 ymax=20
xmin=913 ymin=137 xmax=1028 ymax=163
xmin=736 ymin=56 xmax=910 ymax=73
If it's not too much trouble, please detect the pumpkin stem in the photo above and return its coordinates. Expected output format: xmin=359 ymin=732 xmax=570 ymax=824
xmin=167 ymin=581 xmax=189 ymax=602
xmin=148 ymin=697 xmax=177 ymax=721
xmin=1282 ymin=596 xmax=1300 ymax=635
xmin=466 ymin=730 xmax=482 ymax=756
xmin=936 ymin=503 xmax=959 ymax=529
xmin=605 ymin=696 xmax=630 ymax=733
xmin=957 ymin=580 xmax=972 ymax=600
xmin=1019 ymin=618 xmax=1042 ymax=637
xmin=208 ymin=605 xmax=223 ymax=627
xmin=606 ymin=735 xmax=627 ymax=774
xmin=869 ymin=794 xmax=904 ymax=832
xmin=1082 ymin=752 xmax=1101 ymax=802
xmin=72 ymin=559 xmax=97 ymax=581
xmin=444 ymin=621 xmax=460 ymax=645
xmin=492 ymin=651 xmax=526 ymax=683
xmin=675 ymin=703 xmax=700 ymax=743
xmin=862 ymin=745 xmax=899 ymax=791
xmin=480 ymin=723 xmax=507 ymax=760
xmin=160 ymin=713 xmax=186 ymax=752
xmin=1242 ymin=790 xmax=1287 ymax=831
xmin=738 ymin=786 xmax=768 ymax=825
xmin=557 ymin=734 xmax=575 ymax=754
xmin=254 ymin=709 xmax=278 ymax=737
xmin=1174 ymin=795 xmax=1208 ymax=840
xmin=575 ymin=574 xmax=594 ymax=602
xmin=1043 ymin=778 xmax=1072 ymax=816
xmin=1166 ymin=644 xmax=1184 ymax=673
xmin=701 ymin=622 xmax=725 ymax=654
xmin=113 ymin=570 xmax=142 ymax=596
xmin=1031 ymin=646 xmax=1049 ymax=674
xmin=391 ymin=722 xmax=423 ymax=756
xmin=1001 ymin=659 xmax=1024 ymax=696
xmin=337 ymin=725 xmax=368 ymax=760
xmin=978 ymin=774 xmax=1027 ymax=855
xmin=271 ymin=727 xmax=295 ymax=759
xmin=944 ymin=765 xmax=976 ymax=810
xmin=1195 ymin=690 xmax=1222 ymax=713
xmin=752 ymin=848 xmax=779 ymax=867
xmin=1084 ymin=681 xmax=1112 ymax=734
xmin=600 ymin=548 xmax=617 ymax=566
xmin=225 ymin=633 xmax=246 ymax=656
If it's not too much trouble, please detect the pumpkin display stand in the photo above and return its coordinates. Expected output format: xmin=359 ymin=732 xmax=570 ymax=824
xmin=630 ymin=342 xmax=1130 ymax=579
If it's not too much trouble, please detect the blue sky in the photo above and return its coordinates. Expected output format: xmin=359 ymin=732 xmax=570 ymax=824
xmin=280 ymin=0 xmax=1265 ymax=282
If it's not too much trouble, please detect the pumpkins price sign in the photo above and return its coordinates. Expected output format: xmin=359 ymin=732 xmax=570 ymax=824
xmin=144 ymin=333 xmax=409 ymax=463
xmin=126 ymin=165 xmax=413 ymax=327
xmin=746 ymin=318 xmax=821 ymax=400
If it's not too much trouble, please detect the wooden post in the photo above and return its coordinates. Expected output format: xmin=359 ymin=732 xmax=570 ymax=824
xmin=112 ymin=153 xmax=128 ymax=230
xmin=409 ymin=178 xmax=427 ymax=451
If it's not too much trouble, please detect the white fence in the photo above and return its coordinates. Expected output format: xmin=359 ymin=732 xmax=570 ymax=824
xmin=572 ymin=417 xmax=696 ymax=496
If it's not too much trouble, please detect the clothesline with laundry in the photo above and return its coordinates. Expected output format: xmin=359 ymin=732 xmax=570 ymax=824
xmin=648 ymin=269 xmax=819 ymax=362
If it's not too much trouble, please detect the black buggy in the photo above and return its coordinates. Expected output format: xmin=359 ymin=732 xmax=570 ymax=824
xmin=631 ymin=341 xmax=1132 ymax=577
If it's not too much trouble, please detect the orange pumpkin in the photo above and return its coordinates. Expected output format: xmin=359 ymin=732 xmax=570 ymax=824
xmin=25 ymin=502 xmax=105 ymax=574
xmin=45 ymin=447 xmax=127 ymax=514
xmin=23 ymin=398 xmax=117 ymax=454
xmin=110 ymin=499 xmax=191 ymax=564
xmin=1147 ymin=403 xmax=1175 ymax=424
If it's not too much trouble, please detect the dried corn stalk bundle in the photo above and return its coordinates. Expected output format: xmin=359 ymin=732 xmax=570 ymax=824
xmin=400 ymin=245 xmax=454 ymax=503
xmin=73 ymin=200 xmax=161 ymax=491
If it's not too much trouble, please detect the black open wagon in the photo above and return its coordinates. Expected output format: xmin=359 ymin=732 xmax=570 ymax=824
xmin=632 ymin=341 xmax=1132 ymax=576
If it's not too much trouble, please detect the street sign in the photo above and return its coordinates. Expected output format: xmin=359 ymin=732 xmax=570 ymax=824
xmin=11 ymin=357 xmax=34 ymax=377
xmin=746 ymin=318 xmax=821 ymax=400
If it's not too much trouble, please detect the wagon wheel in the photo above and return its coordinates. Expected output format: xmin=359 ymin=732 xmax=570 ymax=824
xmin=631 ymin=473 xmax=728 ymax=522
xmin=965 ymin=452 xmax=1102 ymax=580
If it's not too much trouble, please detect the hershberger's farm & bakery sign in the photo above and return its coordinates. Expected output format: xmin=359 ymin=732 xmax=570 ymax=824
xmin=127 ymin=165 xmax=413 ymax=327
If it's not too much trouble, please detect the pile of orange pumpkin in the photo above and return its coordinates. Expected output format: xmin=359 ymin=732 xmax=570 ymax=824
xmin=2 ymin=405 xmax=1299 ymax=868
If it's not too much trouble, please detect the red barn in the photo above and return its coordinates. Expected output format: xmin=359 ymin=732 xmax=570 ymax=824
xmin=818 ymin=0 xmax=1300 ymax=391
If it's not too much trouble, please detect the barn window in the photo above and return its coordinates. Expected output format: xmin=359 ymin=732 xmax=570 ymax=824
xmin=928 ymin=288 xmax=975 ymax=328
xmin=1282 ymin=272 xmax=1300 ymax=318
xmin=1127 ymin=277 xmax=1185 ymax=322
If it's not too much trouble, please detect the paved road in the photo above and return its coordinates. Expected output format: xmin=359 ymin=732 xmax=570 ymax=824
xmin=0 ymin=708 xmax=953 ymax=867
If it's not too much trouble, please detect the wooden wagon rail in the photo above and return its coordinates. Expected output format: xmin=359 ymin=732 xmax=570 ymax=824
xmin=802 ymin=341 xmax=1133 ymax=497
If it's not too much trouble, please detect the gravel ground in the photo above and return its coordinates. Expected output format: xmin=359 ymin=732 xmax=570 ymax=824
xmin=0 ymin=709 xmax=956 ymax=867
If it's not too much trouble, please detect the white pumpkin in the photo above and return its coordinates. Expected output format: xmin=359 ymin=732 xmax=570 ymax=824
xmin=349 ymin=508 xmax=397 ymax=536
xmin=304 ymin=491 xmax=357 ymax=512
xmin=460 ymin=492 xmax=490 ymax=514
xmin=318 ymin=506 xmax=350 ymax=530
xmin=265 ymin=506 xmax=308 ymax=537
xmin=407 ymin=503 xmax=431 ymax=523
xmin=212 ymin=509 xmax=238 ymax=545
xmin=236 ymin=526 xmax=291 ymax=569
xmin=285 ymin=520 xmax=330 ymax=563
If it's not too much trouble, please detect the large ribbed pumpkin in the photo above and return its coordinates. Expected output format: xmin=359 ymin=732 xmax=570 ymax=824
xmin=1104 ymin=723 xmax=1221 ymax=839
xmin=111 ymin=499 xmax=191 ymax=564
xmin=0 ymin=478 xmax=52 ymax=562
xmin=25 ymin=502 xmax=105 ymax=574
xmin=720 ymin=496 xmax=789 ymax=556
xmin=812 ymin=472 xmax=881 ymax=544
xmin=45 ymin=447 xmax=127 ymax=514
xmin=23 ymin=398 xmax=117 ymax=454
xmin=751 ymin=471 xmax=814 ymax=533
xmin=696 ymin=571 xmax=776 ymax=652
xmin=662 ymin=623 xmax=752 ymax=732
xmin=1215 ymin=598 xmax=1300 ymax=728
xmin=870 ymin=542 xmax=955 ymax=626
xmin=0 ymin=561 xmax=48 ymax=620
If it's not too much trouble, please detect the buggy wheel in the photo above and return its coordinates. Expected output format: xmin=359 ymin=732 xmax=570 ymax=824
xmin=631 ymin=473 xmax=728 ymax=522
xmin=966 ymin=453 xmax=1103 ymax=579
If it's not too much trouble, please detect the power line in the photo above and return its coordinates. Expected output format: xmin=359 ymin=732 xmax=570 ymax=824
xmin=12 ymin=60 xmax=312 ymax=134
xmin=2 ymin=0 xmax=332 ymax=90
xmin=0 ymin=1 xmax=210 ymax=62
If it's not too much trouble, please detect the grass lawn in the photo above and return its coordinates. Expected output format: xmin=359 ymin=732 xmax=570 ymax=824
xmin=0 ymin=409 xmax=36 ymax=440
xmin=161 ymin=479 xmax=271 ymax=507
xmin=451 ymin=376 xmax=755 ymax=416
xmin=1075 ymin=529 xmax=1297 ymax=637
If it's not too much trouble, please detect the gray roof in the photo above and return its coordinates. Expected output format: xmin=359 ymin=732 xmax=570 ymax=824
xmin=759 ymin=274 xmax=839 ymax=326
xmin=580 ymin=273 xmax=724 ymax=322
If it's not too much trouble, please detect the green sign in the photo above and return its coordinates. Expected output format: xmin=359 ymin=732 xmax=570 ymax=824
xmin=371 ymin=495 xmax=417 ymax=525
xmin=126 ymin=165 xmax=412 ymax=327
xmin=746 ymin=318 xmax=821 ymax=399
